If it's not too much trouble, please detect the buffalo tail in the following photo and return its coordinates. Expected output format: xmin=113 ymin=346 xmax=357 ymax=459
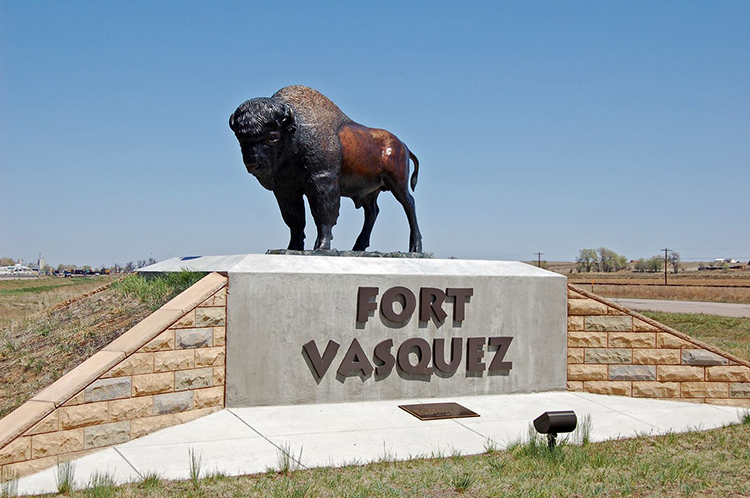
xmin=409 ymin=150 xmax=419 ymax=191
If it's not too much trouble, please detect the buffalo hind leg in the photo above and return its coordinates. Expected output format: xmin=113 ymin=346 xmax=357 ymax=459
xmin=274 ymin=190 xmax=306 ymax=250
xmin=353 ymin=192 xmax=380 ymax=251
xmin=390 ymin=186 xmax=423 ymax=253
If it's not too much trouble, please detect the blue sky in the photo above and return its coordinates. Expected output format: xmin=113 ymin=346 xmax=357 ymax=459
xmin=1 ymin=1 xmax=748 ymax=266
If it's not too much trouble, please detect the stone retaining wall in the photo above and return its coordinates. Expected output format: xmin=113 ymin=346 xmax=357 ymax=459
xmin=0 ymin=273 xmax=227 ymax=478
xmin=567 ymin=285 xmax=750 ymax=407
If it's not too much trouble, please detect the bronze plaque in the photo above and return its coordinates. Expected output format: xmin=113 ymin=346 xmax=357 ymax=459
xmin=398 ymin=402 xmax=479 ymax=421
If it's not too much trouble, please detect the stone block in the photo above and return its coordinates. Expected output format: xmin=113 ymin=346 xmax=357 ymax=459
xmin=154 ymin=350 xmax=194 ymax=372
xmin=104 ymin=353 xmax=153 ymax=377
xmin=194 ymin=387 xmax=224 ymax=409
xmin=584 ymin=348 xmax=632 ymax=364
xmin=109 ymin=397 xmax=154 ymax=422
xmin=568 ymin=364 xmax=607 ymax=381
xmin=0 ymin=437 xmax=31 ymax=465
xmin=132 ymin=372 xmax=174 ymax=397
xmin=59 ymin=402 xmax=108 ymax=430
xmin=153 ymin=391 xmax=194 ymax=415
xmin=634 ymin=319 xmax=659 ymax=332
xmin=33 ymin=351 xmax=125 ymax=407
xmin=84 ymin=377 xmax=132 ymax=403
xmin=213 ymin=327 xmax=226 ymax=347
xmin=142 ymin=330 xmax=174 ymax=352
xmin=706 ymin=366 xmax=750 ymax=382
xmin=567 ymin=381 xmax=584 ymax=392
xmin=175 ymin=328 xmax=213 ymax=349
xmin=198 ymin=296 xmax=214 ymax=307
xmin=632 ymin=349 xmax=681 ymax=365
xmin=568 ymin=332 xmax=607 ymax=348
xmin=583 ymin=381 xmax=631 ymax=396
xmin=84 ymin=421 xmax=130 ymax=449
xmin=213 ymin=287 xmax=227 ymax=306
xmin=567 ymin=316 xmax=584 ymax=331
xmin=682 ymin=350 xmax=729 ymax=366
xmin=568 ymin=288 xmax=585 ymax=299
xmin=63 ymin=391 xmax=85 ymax=406
xmin=607 ymin=308 xmax=627 ymax=316
xmin=567 ymin=348 xmax=584 ymax=364
xmin=656 ymin=333 xmax=696 ymax=349
xmin=609 ymin=365 xmax=656 ymax=381
xmin=171 ymin=310 xmax=196 ymax=329
xmin=213 ymin=366 xmax=225 ymax=386
xmin=568 ymin=298 xmax=608 ymax=316
xmin=632 ymin=382 xmax=679 ymax=398
xmin=195 ymin=308 xmax=225 ymax=327
xmin=657 ymin=365 xmax=705 ymax=382
xmin=31 ymin=429 xmax=84 ymax=459
xmin=730 ymin=383 xmax=750 ymax=399
xmin=707 ymin=398 xmax=750 ymax=408
xmin=585 ymin=316 xmax=632 ymax=332
xmin=175 ymin=368 xmax=213 ymax=391
xmin=24 ymin=411 xmax=59 ymax=436
xmin=195 ymin=347 xmax=225 ymax=367
xmin=681 ymin=382 xmax=728 ymax=398
xmin=130 ymin=407 xmax=218 ymax=439
xmin=608 ymin=332 xmax=655 ymax=348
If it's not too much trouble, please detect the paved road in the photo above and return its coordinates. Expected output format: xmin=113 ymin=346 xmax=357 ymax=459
xmin=611 ymin=298 xmax=750 ymax=318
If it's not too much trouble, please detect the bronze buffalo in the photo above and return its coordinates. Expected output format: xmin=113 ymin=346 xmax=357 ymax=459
xmin=229 ymin=85 xmax=422 ymax=252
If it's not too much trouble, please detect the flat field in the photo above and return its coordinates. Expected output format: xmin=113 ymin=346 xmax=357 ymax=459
xmin=0 ymin=276 xmax=112 ymax=329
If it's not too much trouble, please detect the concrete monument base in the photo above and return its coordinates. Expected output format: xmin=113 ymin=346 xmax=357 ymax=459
xmin=143 ymin=254 xmax=567 ymax=407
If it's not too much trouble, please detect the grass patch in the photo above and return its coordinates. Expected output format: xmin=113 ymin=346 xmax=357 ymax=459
xmin=641 ymin=311 xmax=750 ymax=361
xmin=111 ymin=272 xmax=207 ymax=310
xmin=26 ymin=422 xmax=750 ymax=497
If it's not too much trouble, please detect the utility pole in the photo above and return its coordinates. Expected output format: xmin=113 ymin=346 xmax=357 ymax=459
xmin=534 ymin=252 xmax=543 ymax=268
xmin=661 ymin=248 xmax=670 ymax=286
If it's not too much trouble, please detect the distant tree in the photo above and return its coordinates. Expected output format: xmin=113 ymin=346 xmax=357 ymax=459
xmin=634 ymin=258 xmax=648 ymax=272
xmin=576 ymin=249 xmax=599 ymax=273
xmin=124 ymin=262 xmax=135 ymax=273
xmin=647 ymin=256 xmax=663 ymax=272
xmin=0 ymin=257 xmax=15 ymax=266
xmin=668 ymin=251 xmax=681 ymax=274
xmin=136 ymin=260 xmax=147 ymax=269
xmin=112 ymin=263 xmax=122 ymax=273
xmin=597 ymin=247 xmax=628 ymax=273
xmin=82 ymin=265 xmax=92 ymax=271
xmin=147 ymin=257 xmax=157 ymax=265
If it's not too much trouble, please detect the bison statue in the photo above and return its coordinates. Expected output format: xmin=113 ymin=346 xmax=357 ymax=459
xmin=229 ymin=85 xmax=422 ymax=252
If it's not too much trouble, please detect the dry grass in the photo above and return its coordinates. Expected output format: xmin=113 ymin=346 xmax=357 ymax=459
xmin=0 ymin=276 xmax=113 ymax=329
xmin=0 ymin=273 xmax=205 ymax=418
xmin=23 ymin=420 xmax=750 ymax=497
xmin=578 ymin=283 xmax=750 ymax=304
xmin=642 ymin=312 xmax=750 ymax=361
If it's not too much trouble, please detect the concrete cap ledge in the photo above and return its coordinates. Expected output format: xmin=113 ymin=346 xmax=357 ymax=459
xmin=0 ymin=272 xmax=227 ymax=452
xmin=0 ymin=401 xmax=54 ymax=450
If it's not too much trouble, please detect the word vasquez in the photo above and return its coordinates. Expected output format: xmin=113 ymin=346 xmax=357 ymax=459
xmin=303 ymin=336 xmax=513 ymax=379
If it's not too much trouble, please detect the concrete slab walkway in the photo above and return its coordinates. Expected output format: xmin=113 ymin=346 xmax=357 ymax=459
xmin=15 ymin=392 xmax=746 ymax=496
xmin=611 ymin=298 xmax=750 ymax=318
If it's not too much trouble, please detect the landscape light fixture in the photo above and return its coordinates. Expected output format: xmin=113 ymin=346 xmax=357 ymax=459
xmin=533 ymin=410 xmax=577 ymax=450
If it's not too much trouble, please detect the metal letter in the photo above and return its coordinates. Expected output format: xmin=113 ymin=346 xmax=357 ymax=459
xmin=419 ymin=287 xmax=447 ymax=322
xmin=303 ymin=340 xmax=340 ymax=379
xmin=337 ymin=338 xmax=375 ymax=377
xmin=488 ymin=337 xmax=513 ymax=371
xmin=357 ymin=287 xmax=379 ymax=323
xmin=433 ymin=337 xmax=462 ymax=373
xmin=373 ymin=339 xmax=396 ymax=376
xmin=397 ymin=337 xmax=433 ymax=375
xmin=466 ymin=337 xmax=486 ymax=372
xmin=381 ymin=286 xmax=417 ymax=323
xmin=446 ymin=288 xmax=473 ymax=321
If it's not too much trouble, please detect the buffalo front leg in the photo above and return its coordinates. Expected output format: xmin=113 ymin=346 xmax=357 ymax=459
xmin=274 ymin=190 xmax=306 ymax=250
xmin=391 ymin=188 xmax=423 ymax=253
xmin=306 ymin=173 xmax=341 ymax=250
xmin=353 ymin=192 xmax=380 ymax=251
